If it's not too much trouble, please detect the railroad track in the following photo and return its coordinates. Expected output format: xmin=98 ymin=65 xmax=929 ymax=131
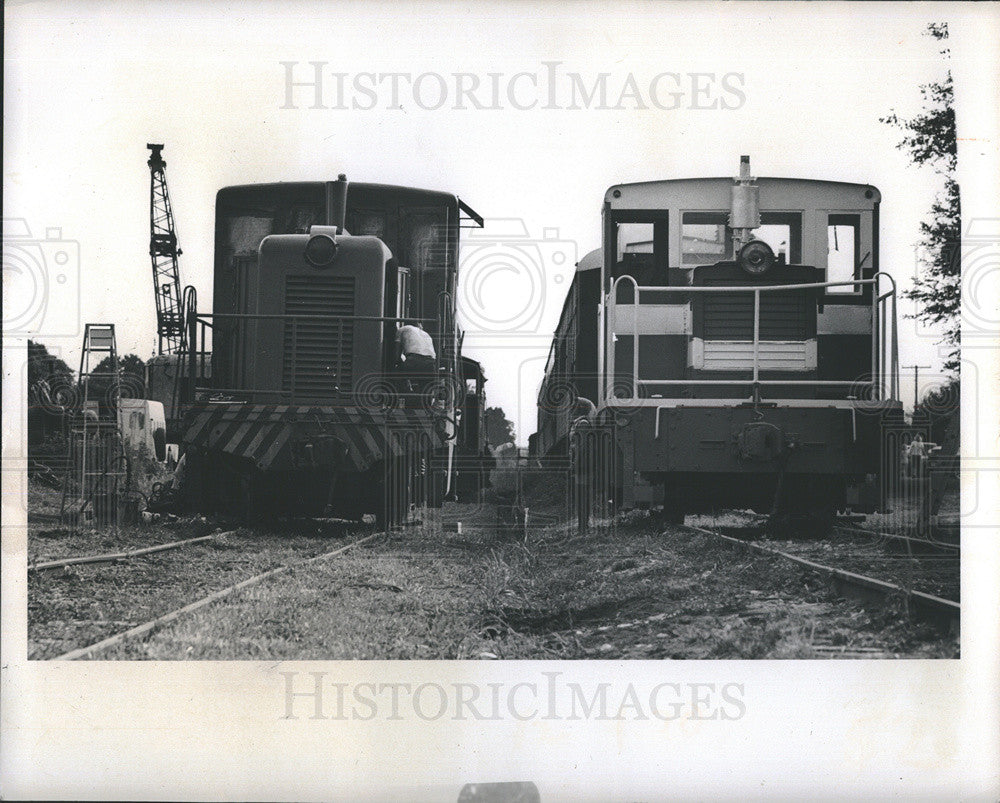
xmin=684 ymin=523 xmax=960 ymax=635
xmin=832 ymin=524 xmax=959 ymax=556
xmin=29 ymin=532 xmax=224 ymax=572
xmin=52 ymin=531 xmax=382 ymax=660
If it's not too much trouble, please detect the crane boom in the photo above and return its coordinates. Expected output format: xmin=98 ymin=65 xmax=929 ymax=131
xmin=147 ymin=143 xmax=184 ymax=354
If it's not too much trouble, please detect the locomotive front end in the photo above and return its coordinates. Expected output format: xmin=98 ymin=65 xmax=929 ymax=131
xmin=174 ymin=177 xmax=475 ymax=523
xmin=558 ymin=156 xmax=903 ymax=524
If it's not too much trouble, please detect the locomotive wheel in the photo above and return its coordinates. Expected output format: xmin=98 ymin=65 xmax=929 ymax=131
xmin=660 ymin=501 xmax=685 ymax=526
xmin=236 ymin=466 xmax=265 ymax=523
xmin=660 ymin=482 xmax=686 ymax=525
xmin=373 ymin=458 xmax=410 ymax=530
xmin=283 ymin=470 xmax=334 ymax=518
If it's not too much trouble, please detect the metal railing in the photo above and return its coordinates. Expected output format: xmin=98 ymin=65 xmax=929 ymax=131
xmin=177 ymin=288 xmax=450 ymax=404
xmin=605 ymin=272 xmax=899 ymax=404
xmin=185 ymin=312 xmax=439 ymax=402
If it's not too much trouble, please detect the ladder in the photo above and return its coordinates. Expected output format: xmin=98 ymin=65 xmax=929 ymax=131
xmin=148 ymin=144 xmax=185 ymax=354
xmin=60 ymin=325 xmax=127 ymax=528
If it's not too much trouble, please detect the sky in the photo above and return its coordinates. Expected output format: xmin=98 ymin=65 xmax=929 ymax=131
xmin=6 ymin=1 xmax=999 ymax=443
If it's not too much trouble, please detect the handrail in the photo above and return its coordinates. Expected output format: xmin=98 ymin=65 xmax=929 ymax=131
xmin=605 ymin=271 xmax=900 ymax=404
xmin=175 ymin=386 xmax=438 ymax=401
xmin=183 ymin=308 xmax=457 ymax=410
xmin=610 ymin=276 xmax=887 ymax=294
xmin=195 ymin=312 xmax=436 ymax=323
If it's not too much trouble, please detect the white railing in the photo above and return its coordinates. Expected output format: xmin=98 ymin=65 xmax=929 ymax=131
xmin=604 ymin=272 xmax=899 ymax=404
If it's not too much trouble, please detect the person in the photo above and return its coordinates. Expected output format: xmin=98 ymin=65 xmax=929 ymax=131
xmin=489 ymin=442 xmax=522 ymax=541
xmin=396 ymin=322 xmax=437 ymax=393
xmin=906 ymin=433 xmax=927 ymax=478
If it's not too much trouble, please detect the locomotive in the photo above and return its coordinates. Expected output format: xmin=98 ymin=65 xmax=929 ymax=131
xmin=170 ymin=176 xmax=488 ymax=523
xmin=536 ymin=156 xmax=903 ymax=523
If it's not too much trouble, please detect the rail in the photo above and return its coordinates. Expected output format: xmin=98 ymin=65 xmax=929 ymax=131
xmin=604 ymin=272 xmax=899 ymax=405
xmin=685 ymin=523 xmax=959 ymax=633
xmin=54 ymin=532 xmax=382 ymax=660
xmin=30 ymin=533 xmax=221 ymax=572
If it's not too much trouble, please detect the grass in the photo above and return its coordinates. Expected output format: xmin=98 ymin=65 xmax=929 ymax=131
xmin=62 ymin=504 xmax=959 ymax=661
xmin=26 ymin=467 xmax=959 ymax=661
xmin=100 ymin=532 xmax=497 ymax=660
xmin=27 ymin=478 xmax=373 ymax=659
xmin=27 ymin=428 xmax=961 ymax=661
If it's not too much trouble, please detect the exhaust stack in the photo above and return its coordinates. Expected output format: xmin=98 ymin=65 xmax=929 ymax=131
xmin=325 ymin=174 xmax=349 ymax=234
xmin=730 ymin=155 xmax=760 ymax=253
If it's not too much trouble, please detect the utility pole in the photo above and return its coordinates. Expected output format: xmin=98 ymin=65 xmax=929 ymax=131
xmin=902 ymin=364 xmax=931 ymax=412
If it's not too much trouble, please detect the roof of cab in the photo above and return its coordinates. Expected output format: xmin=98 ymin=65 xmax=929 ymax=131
xmin=217 ymin=181 xmax=462 ymax=208
xmin=604 ymin=176 xmax=881 ymax=208
xmin=576 ymin=247 xmax=602 ymax=273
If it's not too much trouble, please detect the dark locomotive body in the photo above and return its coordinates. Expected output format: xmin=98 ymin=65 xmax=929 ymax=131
xmin=536 ymin=159 xmax=902 ymax=521
xmin=177 ymin=179 xmax=486 ymax=521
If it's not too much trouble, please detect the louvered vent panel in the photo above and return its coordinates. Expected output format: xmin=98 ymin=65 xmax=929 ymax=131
xmin=282 ymin=275 xmax=355 ymax=395
xmin=703 ymin=291 xmax=810 ymax=340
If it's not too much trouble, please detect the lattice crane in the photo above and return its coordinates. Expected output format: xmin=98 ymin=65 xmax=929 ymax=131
xmin=147 ymin=143 xmax=185 ymax=354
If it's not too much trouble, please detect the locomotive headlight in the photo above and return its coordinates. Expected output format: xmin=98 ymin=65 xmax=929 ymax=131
xmin=304 ymin=233 xmax=338 ymax=267
xmin=738 ymin=239 xmax=776 ymax=276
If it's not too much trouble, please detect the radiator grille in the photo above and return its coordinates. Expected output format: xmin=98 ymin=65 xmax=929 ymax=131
xmin=701 ymin=340 xmax=815 ymax=371
xmin=703 ymin=291 xmax=810 ymax=340
xmin=282 ymin=275 xmax=355 ymax=395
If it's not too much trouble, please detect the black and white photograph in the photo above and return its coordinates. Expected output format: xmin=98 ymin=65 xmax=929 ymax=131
xmin=3 ymin=1 xmax=999 ymax=799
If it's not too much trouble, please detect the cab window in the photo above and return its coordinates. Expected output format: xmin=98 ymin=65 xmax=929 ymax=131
xmin=228 ymin=215 xmax=273 ymax=255
xmin=827 ymin=214 xmax=861 ymax=294
xmin=755 ymin=212 xmax=802 ymax=264
xmin=682 ymin=212 xmax=731 ymax=265
xmin=617 ymin=223 xmax=654 ymax=260
xmin=612 ymin=216 xmax=669 ymax=287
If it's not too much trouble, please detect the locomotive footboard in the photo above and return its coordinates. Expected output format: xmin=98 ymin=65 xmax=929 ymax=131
xmin=181 ymin=402 xmax=447 ymax=521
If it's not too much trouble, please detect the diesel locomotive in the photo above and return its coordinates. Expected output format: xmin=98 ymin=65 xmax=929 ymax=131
xmin=536 ymin=156 xmax=903 ymax=523
xmin=170 ymin=176 xmax=488 ymax=523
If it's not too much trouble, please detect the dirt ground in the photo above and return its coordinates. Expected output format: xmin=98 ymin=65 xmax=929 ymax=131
xmin=26 ymin=482 xmax=958 ymax=660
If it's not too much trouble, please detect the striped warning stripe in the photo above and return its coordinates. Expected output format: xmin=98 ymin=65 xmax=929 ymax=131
xmin=182 ymin=403 xmax=444 ymax=472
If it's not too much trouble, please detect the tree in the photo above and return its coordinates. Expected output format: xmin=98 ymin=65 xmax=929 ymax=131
xmin=881 ymin=22 xmax=961 ymax=373
xmin=484 ymin=406 xmax=515 ymax=448
xmin=913 ymin=378 xmax=960 ymax=453
xmin=86 ymin=353 xmax=147 ymax=404
xmin=27 ymin=340 xmax=73 ymax=387
xmin=27 ymin=341 xmax=76 ymax=447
